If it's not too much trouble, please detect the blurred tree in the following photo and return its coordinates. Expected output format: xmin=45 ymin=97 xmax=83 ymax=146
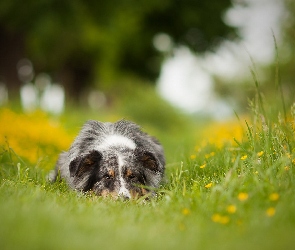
xmin=279 ymin=0 xmax=295 ymax=94
xmin=0 ymin=0 xmax=235 ymax=99
xmin=258 ymin=0 xmax=295 ymax=109
xmin=209 ymin=0 xmax=295 ymax=114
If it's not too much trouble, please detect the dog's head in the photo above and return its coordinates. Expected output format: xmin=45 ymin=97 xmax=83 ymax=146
xmin=69 ymin=148 xmax=163 ymax=199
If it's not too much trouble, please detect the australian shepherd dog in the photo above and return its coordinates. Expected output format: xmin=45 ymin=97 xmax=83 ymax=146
xmin=49 ymin=120 xmax=165 ymax=199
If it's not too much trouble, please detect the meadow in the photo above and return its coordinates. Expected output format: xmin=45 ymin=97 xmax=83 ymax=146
xmin=1 ymin=84 xmax=295 ymax=250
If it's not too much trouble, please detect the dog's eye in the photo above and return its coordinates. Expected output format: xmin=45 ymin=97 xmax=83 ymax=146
xmin=103 ymin=174 xmax=113 ymax=180
xmin=128 ymin=174 xmax=136 ymax=180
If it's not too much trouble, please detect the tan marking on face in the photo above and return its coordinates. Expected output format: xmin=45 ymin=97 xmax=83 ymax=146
xmin=126 ymin=169 xmax=133 ymax=177
xmin=129 ymin=188 xmax=148 ymax=199
xmin=100 ymin=189 xmax=109 ymax=197
xmin=141 ymin=188 xmax=149 ymax=195
xmin=109 ymin=169 xmax=115 ymax=178
xmin=129 ymin=189 xmax=140 ymax=199
xmin=100 ymin=189 xmax=119 ymax=199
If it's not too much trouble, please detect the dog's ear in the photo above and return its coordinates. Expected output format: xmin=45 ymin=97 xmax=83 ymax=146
xmin=136 ymin=149 xmax=159 ymax=172
xmin=69 ymin=150 xmax=102 ymax=177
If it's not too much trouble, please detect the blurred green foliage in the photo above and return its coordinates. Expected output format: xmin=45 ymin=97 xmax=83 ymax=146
xmin=277 ymin=0 xmax=295 ymax=88
xmin=0 ymin=0 xmax=235 ymax=94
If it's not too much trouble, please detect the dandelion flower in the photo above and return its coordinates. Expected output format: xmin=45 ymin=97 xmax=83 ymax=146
xmin=241 ymin=155 xmax=247 ymax=160
xmin=0 ymin=109 xmax=73 ymax=166
xmin=211 ymin=214 xmax=230 ymax=224
xmin=182 ymin=208 xmax=190 ymax=215
xmin=190 ymin=154 xmax=196 ymax=160
xmin=266 ymin=207 xmax=276 ymax=217
xmin=205 ymin=182 xmax=213 ymax=188
xmin=284 ymin=166 xmax=290 ymax=171
xmin=200 ymin=164 xmax=206 ymax=169
xmin=269 ymin=193 xmax=279 ymax=201
xmin=219 ymin=216 xmax=230 ymax=224
xmin=227 ymin=205 xmax=237 ymax=214
xmin=205 ymin=152 xmax=215 ymax=158
xmin=257 ymin=151 xmax=264 ymax=157
xmin=211 ymin=213 xmax=221 ymax=222
xmin=238 ymin=192 xmax=249 ymax=201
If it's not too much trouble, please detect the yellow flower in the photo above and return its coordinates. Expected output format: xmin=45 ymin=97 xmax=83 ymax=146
xmin=241 ymin=155 xmax=247 ymax=160
xmin=200 ymin=119 xmax=244 ymax=148
xmin=257 ymin=151 xmax=264 ymax=157
xmin=211 ymin=214 xmax=230 ymax=224
xmin=226 ymin=205 xmax=237 ymax=214
xmin=211 ymin=213 xmax=221 ymax=222
xmin=182 ymin=208 xmax=190 ymax=215
xmin=284 ymin=166 xmax=290 ymax=171
xmin=190 ymin=154 xmax=196 ymax=160
xmin=266 ymin=207 xmax=276 ymax=217
xmin=269 ymin=193 xmax=279 ymax=201
xmin=205 ymin=152 xmax=215 ymax=158
xmin=238 ymin=192 xmax=249 ymax=201
xmin=205 ymin=182 xmax=213 ymax=188
xmin=219 ymin=216 xmax=230 ymax=224
xmin=200 ymin=164 xmax=206 ymax=169
xmin=0 ymin=109 xmax=73 ymax=168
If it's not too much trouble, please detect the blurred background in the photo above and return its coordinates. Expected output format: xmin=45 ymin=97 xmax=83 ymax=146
xmin=0 ymin=0 xmax=294 ymax=119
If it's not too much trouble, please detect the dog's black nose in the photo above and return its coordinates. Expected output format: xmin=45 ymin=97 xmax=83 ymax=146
xmin=119 ymin=194 xmax=130 ymax=200
xmin=118 ymin=188 xmax=131 ymax=200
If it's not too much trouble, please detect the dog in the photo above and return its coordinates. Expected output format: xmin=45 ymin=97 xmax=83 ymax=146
xmin=49 ymin=120 xmax=165 ymax=199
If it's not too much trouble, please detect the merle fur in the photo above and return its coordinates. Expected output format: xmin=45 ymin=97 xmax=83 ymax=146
xmin=50 ymin=120 xmax=165 ymax=198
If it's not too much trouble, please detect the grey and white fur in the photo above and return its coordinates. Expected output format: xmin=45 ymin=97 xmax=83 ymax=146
xmin=49 ymin=120 xmax=165 ymax=199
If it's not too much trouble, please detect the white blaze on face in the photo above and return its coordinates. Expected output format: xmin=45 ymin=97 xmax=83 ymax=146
xmin=117 ymin=155 xmax=131 ymax=199
xmin=95 ymin=134 xmax=136 ymax=151
xmin=94 ymin=134 xmax=135 ymax=198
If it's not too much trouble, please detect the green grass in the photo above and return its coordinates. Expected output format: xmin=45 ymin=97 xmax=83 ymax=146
xmin=1 ymin=84 xmax=295 ymax=249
